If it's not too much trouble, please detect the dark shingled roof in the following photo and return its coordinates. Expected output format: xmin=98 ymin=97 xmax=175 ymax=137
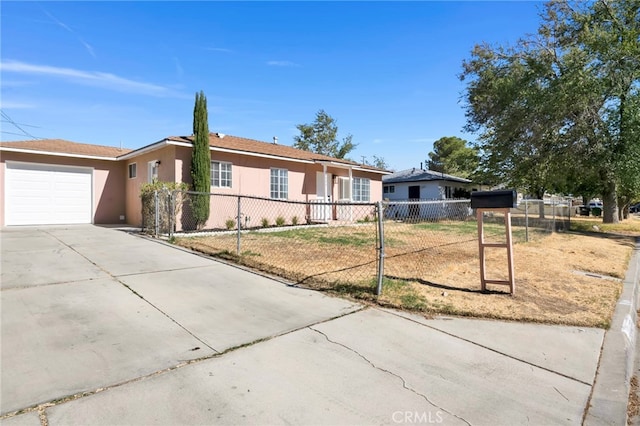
xmin=383 ymin=168 xmax=471 ymax=184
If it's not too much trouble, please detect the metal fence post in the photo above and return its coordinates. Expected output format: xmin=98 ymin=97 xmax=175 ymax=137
xmin=169 ymin=190 xmax=175 ymax=239
xmin=154 ymin=190 xmax=159 ymax=238
xmin=524 ymin=199 xmax=529 ymax=242
xmin=376 ymin=201 xmax=385 ymax=296
xmin=237 ymin=196 xmax=242 ymax=256
xmin=552 ymin=199 xmax=556 ymax=232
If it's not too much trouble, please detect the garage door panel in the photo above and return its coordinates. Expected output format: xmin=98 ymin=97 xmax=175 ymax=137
xmin=6 ymin=163 xmax=93 ymax=226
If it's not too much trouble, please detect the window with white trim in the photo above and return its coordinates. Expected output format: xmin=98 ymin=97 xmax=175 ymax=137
xmin=383 ymin=185 xmax=395 ymax=194
xmin=338 ymin=177 xmax=351 ymax=200
xmin=128 ymin=163 xmax=137 ymax=179
xmin=148 ymin=161 xmax=159 ymax=183
xmin=211 ymin=161 xmax=232 ymax=188
xmin=352 ymin=177 xmax=370 ymax=202
xmin=270 ymin=168 xmax=288 ymax=199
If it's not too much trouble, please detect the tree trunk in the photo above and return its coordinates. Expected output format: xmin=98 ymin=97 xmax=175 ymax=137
xmin=602 ymin=180 xmax=619 ymax=224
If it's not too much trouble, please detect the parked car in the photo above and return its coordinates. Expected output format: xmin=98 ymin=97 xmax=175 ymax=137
xmin=575 ymin=200 xmax=603 ymax=216
xmin=630 ymin=203 xmax=640 ymax=214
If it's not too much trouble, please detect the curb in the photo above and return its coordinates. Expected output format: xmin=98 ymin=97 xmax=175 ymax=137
xmin=585 ymin=236 xmax=640 ymax=425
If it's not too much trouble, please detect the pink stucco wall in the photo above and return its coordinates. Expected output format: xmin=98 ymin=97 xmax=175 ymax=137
xmin=1 ymin=143 xmax=384 ymax=228
xmin=0 ymin=152 xmax=127 ymax=226
xmin=124 ymin=144 xmax=179 ymax=226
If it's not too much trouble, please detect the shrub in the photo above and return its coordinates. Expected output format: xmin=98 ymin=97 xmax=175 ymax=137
xmin=225 ymin=218 xmax=236 ymax=230
xmin=261 ymin=218 xmax=269 ymax=228
xmin=140 ymin=181 xmax=189 ymax=235
xmin=275 ymin=216 xmax=286 ymax=227
xmin=291 ymin=216 xmax=299 ymax=226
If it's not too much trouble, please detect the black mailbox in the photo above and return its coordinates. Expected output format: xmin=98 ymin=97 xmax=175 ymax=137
xmin=470 ymin=189 xmax=517 ymax=209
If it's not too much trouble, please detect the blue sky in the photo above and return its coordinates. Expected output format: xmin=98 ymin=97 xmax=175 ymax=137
xmin=1 ymin=1 xmax=544 ymax=171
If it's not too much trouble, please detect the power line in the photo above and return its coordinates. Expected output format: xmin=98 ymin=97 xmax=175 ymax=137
xmin=0 ymin=110 xmax=40 ymax=140
xmin=1 ymin=130 xmax=38 ymax=137
xmin=0 ymin=120 xmax=41 ymax=129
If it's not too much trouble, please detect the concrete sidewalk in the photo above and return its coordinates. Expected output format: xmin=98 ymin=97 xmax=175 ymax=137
xmin=0 ymin=225 xmax=634 ymax=425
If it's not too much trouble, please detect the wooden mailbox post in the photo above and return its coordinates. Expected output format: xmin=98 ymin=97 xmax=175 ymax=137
xmin=470 ymin=190 xmax=517 ymax=295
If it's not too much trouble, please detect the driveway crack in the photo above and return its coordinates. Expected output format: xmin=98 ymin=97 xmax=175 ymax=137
xmin=309 ymin=327 xmax=472 ymax=426
xmin=44 ymin=230 xmax=219 ymax=353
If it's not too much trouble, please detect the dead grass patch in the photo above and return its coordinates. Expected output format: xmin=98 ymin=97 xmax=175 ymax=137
xmin=176 ymin=216 xmax=640 ymax=328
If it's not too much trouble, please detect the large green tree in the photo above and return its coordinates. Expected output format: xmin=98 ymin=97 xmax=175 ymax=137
xmin=460 ymin=0 xmax=640 ymax=223
xmin=293 ymin=109 xmax=356 ymax=159
xmin=427 ymin=136 xmax=479 ymax=179
xmin=190 ymin=90 xmax=211 ymax=229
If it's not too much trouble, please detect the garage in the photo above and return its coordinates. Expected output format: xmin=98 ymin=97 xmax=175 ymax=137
xmin=5 ymin=162 xmax=93 ymax=225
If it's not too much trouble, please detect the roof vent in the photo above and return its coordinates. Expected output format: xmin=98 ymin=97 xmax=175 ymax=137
xmin=273 ymin=136 xmax=278 ymax=144
xmin=216 ymin=133 xmax=225 ymax=139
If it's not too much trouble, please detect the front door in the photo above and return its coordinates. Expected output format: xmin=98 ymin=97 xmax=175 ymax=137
xmin=314 ymin=171 xmax=332 ymax=221
xmin=408 ymin=185 xmax=420 ymax=218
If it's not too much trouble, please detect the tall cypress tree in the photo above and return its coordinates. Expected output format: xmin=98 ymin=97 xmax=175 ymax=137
xmin=190 ymin=91 xmax=211 ymax=228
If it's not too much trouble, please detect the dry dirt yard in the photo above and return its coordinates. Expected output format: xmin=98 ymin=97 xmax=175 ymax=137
xmin=176 ymin=215 xmax=640 ymax=328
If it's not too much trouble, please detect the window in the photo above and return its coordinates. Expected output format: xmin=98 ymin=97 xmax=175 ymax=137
xmin=352 ymin=177 xmax=370 ymax=202
xmin=270 ymin=168 xmax=288 ymax=199
xmin=445 ymin=186 xmax=452 ymax=199
xmin=383 ymin=185 xmax=395 ymax=194
xmin=148 ymin=161 xmax=159 ymax=183
xmin=128 ymin=163 xmax=137 ymax=179
xmin=339 ymin=177 xmax=351 ymax=200
xmin=211 ymin=161 xmax=232 ymax=188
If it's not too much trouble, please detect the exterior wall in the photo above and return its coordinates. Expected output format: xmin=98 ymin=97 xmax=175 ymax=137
xmin=207 ymin=149 xmax=311 ymax=200
xmin=126 ymin=144 xmax=386 ymax=229
xmin=125 ymin=145 xmax=178 ymax=226
xmin=166 ymin=147 xmax=385 ymax=231
xmin=0 ymin=151 xmax=126 ymax=226
xmin=383 ymin=181 xmax=443 ymax=201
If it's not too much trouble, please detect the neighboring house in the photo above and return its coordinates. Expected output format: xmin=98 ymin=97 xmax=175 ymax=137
xmin=382 ymin=167 xmax=475 ymax=219
xmin=0 ymin=133 xmax=389 ymax=227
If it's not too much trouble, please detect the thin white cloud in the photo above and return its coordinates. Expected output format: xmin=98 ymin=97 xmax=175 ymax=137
xmin=42 ymin=9 xmax=96 ymax=58
xmin=0 ymin=60 xmax=190 ymax=99
xmin=1 ymin=80 xmax=36 ymax=88
xmin=266 ymin=60 xmax=301 ymax=67
xmin=372 ymin=138 xmax=384 ymax=144
xmin=0 ymin=101 xmax=36 ymax=109
xmin=205 ymin=47 xmax=232 ymax=53
xmin=79 ymin=39 xmax=96 ymax=58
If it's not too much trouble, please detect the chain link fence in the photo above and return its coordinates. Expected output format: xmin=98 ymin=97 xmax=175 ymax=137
xmin=143 ymin=191 xmax=570 ymax=296
xmin=167 ymin=191 xmax=381 ymax=292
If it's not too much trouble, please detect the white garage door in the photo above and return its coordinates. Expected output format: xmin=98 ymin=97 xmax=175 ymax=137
xmin=5 ymin=162 xmax=93 ymax=225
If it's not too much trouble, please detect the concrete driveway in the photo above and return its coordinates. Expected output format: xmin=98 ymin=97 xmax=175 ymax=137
xmin=1 ymin=225 xmax=609 ymax=425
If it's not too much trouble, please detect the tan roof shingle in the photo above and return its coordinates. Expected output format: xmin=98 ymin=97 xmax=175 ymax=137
xmin=1 ymin=134 xmax=388 ymax=172
xmin=0 ymin=139 xmax=132 ymax=158
xmin=168 ymin=133 xmax=384 ymax=171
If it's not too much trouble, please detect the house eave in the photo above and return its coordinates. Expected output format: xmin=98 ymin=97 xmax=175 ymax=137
xmin=383 ymin=176 xmax=472 ymax=184
xmin=315 ymin=160 xmax=391 ymax=175
xmin=117 ymin=139 xmax=391 ymax=174
xmin=116 ymin=139 xmax=177 ymax=160
xmin=0 ymin=147 xmax=120 ymax=161
xmin=210 ymin=147 xmax=315 ymax=164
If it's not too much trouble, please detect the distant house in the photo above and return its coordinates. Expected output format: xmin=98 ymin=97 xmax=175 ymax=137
xmin=382 ymin=167 xmax=475 ymax=220
xmin=0 ymin=133 xmax=389 ymax=227
xmin=383 ymin=167 xmax=474 ymax=200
